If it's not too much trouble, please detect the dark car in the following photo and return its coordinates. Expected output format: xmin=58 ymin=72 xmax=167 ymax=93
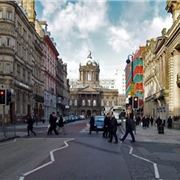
xmin=94 ymin=115 xmax=105 ymax=130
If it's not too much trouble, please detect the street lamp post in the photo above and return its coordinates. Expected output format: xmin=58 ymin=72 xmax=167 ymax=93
xmin=126 ymin=54 xmax=134 ymax=107
xmin=126 ymin=54 xmax=137 ymax=134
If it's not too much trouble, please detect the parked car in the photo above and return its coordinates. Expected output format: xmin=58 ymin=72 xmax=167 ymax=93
xmin=94 ymin=115 xmax=105 ymax=130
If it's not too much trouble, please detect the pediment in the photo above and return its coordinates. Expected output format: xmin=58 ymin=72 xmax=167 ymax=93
xmin=80 ymin=86 xmax=98 ymax=92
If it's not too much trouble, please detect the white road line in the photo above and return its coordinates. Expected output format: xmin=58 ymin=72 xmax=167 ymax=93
xmin=19 ymin=138 xmax=74 ymax=180
xmin=127 ymin=145 xmax=161 ymax=179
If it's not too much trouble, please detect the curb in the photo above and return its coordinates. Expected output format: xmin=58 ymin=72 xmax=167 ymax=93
xmin=0 ymin=136 xmax=20 ymax=143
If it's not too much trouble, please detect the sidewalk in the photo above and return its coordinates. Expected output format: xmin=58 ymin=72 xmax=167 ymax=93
xmin=0 ymin=122 xmax=49 ymax=142
xmin=134 ymin=125 xmax=180 ymax=144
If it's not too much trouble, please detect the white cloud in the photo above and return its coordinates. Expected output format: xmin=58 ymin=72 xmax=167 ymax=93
xmin=41 ymin=0 xmax=107 ymax=39
xmin=37 ymin=0 xmax=173 ymax=93
xmin=108 ymin=15 xmax=172 ymax=54
xmin=108 ymin=26 xmax=131 ymax=53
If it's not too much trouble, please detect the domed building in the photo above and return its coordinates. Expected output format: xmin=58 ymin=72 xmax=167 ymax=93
xmin=69 ymin=52 xmax=118 ymax=117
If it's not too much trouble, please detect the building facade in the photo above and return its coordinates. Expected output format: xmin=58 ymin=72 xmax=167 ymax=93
xmin=125 ymin=48 xmax=144 ymax=112
xmin=0 ymin=0 xmax=44 ymax=122
xmin=70 ymin=54 xmax=118 ymax=117
xmin=43 ymin=33 xmax=59 ymax=121
xmin=143 ymin=0 xmax=180 ymax=121
xmin=56 ymin=59 xmax=70 ymax=116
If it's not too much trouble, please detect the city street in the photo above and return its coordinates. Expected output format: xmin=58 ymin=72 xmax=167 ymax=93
xmin=0 ymin=120 xmax=179 ymax=180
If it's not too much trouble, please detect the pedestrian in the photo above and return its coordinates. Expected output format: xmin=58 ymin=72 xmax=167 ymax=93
xmin=150 ymin=116 xmax=154 ymax=126
xmin=120 ymin=106 xmax=135 ymax=143
xmin=57 ymin=112 xmax=66 ymax=134
xmin=47 ymin=112 xmax=59 ymax=135
xmin=89 ymin=115 xmax=95 ymax=134
xmin=33 ymin=113 xmax=38 ymax=126
xmin=108 ymin=112 xmax=118 ymax=144
xmin=103 ymin=113 xmax=110 ymax=138
xmin=156 ymin=117 xmax=162 ymax=130
xmin=167 ymin=116 xmax=173 ymax=129
xmin=26 ymin=113 xmax=36 ymax=136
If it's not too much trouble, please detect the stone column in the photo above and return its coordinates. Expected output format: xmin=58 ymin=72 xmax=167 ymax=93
xmin=168 ymin=53 xmax=174 ymax=115
xmin=173 ymin=50 xmax=180 ymax=115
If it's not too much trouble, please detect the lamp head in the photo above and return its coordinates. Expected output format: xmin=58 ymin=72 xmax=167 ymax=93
xmin=126 ymin=58 xmax=131 ymax=64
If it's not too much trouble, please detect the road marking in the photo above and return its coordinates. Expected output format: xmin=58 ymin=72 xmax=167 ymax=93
xmin=127 ymin=145 xmax=161 ymax=179
xmin=19 ymin=138 xmax=74 ymax=180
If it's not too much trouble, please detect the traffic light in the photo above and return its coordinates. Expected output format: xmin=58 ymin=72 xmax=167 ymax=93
xmin=6 ymin=89 xmax=11 ymax=105
xmin=133 ymin=96 xmax=139 ymax=109
xmin=0 ymin=89 xmax=6 ymax=104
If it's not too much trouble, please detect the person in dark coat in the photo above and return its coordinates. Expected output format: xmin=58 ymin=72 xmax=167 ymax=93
xmin=57 ymin=112 xmax=65 ymax=134
xmin=47 ymin=112 xmax=59 ymax=135
xmin=120 ymin=106 xmax=135 ymax=143
xmin=156 ymin=117 xmax=162 ymax=129
xmin=89 ymin=115 xmax=95 ymax=134
xmin=108 ymin=112 xmax=118 ymax=143
xmin=150 ymin=116 xmax=154 ymax=126
xmin=167 ymin=116 xmax=173 ymax=129
xmin=103 ymin=113 xmax=110 ymax=138
xmin=26 ymin=114 xmax=36 ymax=136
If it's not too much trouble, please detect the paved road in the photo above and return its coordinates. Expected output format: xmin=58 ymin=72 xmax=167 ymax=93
xmin=0 ymin=120 xmax=180 ymax=180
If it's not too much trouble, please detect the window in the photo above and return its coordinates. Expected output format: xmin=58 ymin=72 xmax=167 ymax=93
xmin=0 ymin=10 xmax=2 ymax=19
xmin=93 ymin=100 xmax=96 ymax=106
xmin=88 ymin=72 xmax=91 ymax=81
xmin=6 ymin=11 xmax=12 ymax=20
xmin=82 ymin=99 xmax=85 ymax=106
xmin=0 ymin=62 xmax=3 ymax=72
xmin=74 ymin=99 xmax=77 ymax=106
xmin=7 ymin=37 xmax=10 ymax=46
xmin=0 ymin=36 xmax=2 ymax=46
xmin=5 ymin=63 xmax=10 ymax=73
xmin=23 ymin=68 xmax=26 ymax=81
xmin=17 ymin=64 xmax=20 ymax=78
xmin=69 ymin=100 xmax=72 ymax=106
xmin=88 ymin=99 xmax=91 ymax=106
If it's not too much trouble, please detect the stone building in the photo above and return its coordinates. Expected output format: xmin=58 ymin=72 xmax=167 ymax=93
xmin=0 ymin=0 xmax=44 ymax=122
xmin=56 ymin=58 xmax=70 ymax=116
xmin=143 ymin=0 xmax=180 ymax=121
xmin=70 ymin=54 xmax=118 ymax=117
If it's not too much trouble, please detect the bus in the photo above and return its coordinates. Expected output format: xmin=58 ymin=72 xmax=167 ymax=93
xmin=111 ymin=106 xmax=126 ymax=125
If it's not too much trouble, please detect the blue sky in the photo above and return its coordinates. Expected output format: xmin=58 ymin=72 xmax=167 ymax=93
xmin=35 ymin=0 xmax=172 ymax=93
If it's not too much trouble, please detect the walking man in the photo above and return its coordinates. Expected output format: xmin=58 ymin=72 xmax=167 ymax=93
xmin=120 ymin=106 xmax=135 ymax=143
xmin=89 ymin=114 xmax=95 ymax=134
xmin=57 ymin=112 xmax=66 ymax=134
xmin=108 ymin=112 xmax=118 ymax=144
xmin=26 ymin=113 xmax=36 ymax=136
xmin=103 ymin=113 xmax=110 ymax=138
xmin=47 ymin=112 xmax=59 ymax=135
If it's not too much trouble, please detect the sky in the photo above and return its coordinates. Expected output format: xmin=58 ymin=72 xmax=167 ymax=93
xmin=35 ymin=0 xmax=172 ymax=93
